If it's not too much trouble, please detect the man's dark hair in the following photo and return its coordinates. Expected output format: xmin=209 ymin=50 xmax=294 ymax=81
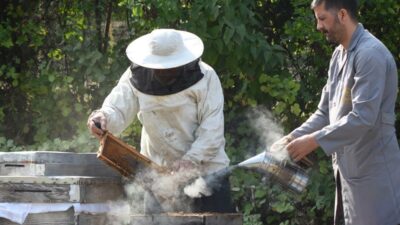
xmin=311 ymin=0 xmax=358 ymax=20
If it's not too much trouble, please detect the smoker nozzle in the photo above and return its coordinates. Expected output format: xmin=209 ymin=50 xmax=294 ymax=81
xmin=237 ymin=151 xmax=309 ymax=194
xmin=200 ymin=152 xmax=309 ymax=194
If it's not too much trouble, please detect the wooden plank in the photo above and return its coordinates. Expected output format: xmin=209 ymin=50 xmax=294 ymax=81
xmin=0 ymin=183 xmax=70 ymax=203
xmin=76 ymin=213 xmax=136 ymax=225
xmin=205 ymin=213 xmax=243 ymax=225
xmin=0 ymin=151 xmax=120 ymax=177
xmin=0 ymin=163 xmax=119 ymax=177
xmin=130 ymin=214 xmax=203 ymax=225
xmin=0 ymin=163 xmax=45 ymax=176
xmin=129 ymin=213 xmax=243 ymax=225
xmin=79 ymin=182 xmax=125 ymax=203
xmin=0 ymin=176 xmax=124 ymax=203
xmin=0 ymin=208 xmax=75 ymax=225
xmin=0 ymin=212 xmax=243 ymax=225
xmin=0 ymin=176 xmax=122 ymax=184
xmin=0 ymin=151 xmax=100 ymax=164
xmin=75 ymin=213 xmax=109 ymax=225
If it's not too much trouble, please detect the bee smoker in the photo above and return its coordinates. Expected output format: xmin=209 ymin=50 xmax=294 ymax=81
xmin=238 ymin=151 xmax=309 ymax=194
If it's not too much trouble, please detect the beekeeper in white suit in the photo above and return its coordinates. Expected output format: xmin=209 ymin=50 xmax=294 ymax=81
xmin=87 ymin=29 xmax=233 ymax=213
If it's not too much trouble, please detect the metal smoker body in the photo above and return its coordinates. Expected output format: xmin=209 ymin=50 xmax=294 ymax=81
xmin=238 ymin=151 xmax=309 ymax=193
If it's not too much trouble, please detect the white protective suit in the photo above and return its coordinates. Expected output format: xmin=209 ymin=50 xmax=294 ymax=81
xmin=100 ymin=61 xmax=230 ymax=174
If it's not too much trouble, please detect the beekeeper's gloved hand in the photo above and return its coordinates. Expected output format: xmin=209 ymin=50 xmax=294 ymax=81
xmin=268 ymin=135 xmax=294 ymax=163
xmin=87 ymin=110 xmax=107 ymax=140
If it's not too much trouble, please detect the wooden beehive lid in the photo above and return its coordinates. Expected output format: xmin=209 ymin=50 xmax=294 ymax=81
xmin=0 ymin=176 xmax=121 ymax=184
xmin=0 ymin=151 xmax=102 ymax=164
xmin=97 ymin=131 xmax=165 ymax=177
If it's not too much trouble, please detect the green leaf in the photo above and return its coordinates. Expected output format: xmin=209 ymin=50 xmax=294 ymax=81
xmin=290 ymin=103 xmax=301 ymax=116
xmin=258 ymin=74 xmax=267 ymax=83
xmin=223 ymin=27 xmax=235 ymax=45
xmin=48 ymin=74 xmax=55 ymax=83
xmin=271 ymin=201 xmax=295 ymax=213
xmin=254 ymin=189 xmax=266 ymax=198
xmin=236 ymin=24 xmax=246 ymax=41
xmin=0 ymin=25 xmax=13 ymax=48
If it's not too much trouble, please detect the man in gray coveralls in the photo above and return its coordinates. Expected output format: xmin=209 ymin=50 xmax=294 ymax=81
xmin=272 ymin=0 xmax=400 ymax=224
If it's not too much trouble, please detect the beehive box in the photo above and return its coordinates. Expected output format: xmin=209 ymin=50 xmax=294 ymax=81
xmin=0 ymin=151 xmax=126 ymax=225
xmin=0 ymin=207 xmax=75 ymax=225
xmin=0 ymin=150 xmax=243 ymax=225
xmin=78 ymin=213 xmax=244 ymax=225
xmin=0 ymin=151 xmax=119 ymax=177
xmin=130 ymin=213 xmax=243 ymax=225
xmin=0 ymin=209 xmax=114 ymax=225
xmin=0 ymin=176 xmax=124 ymax=203
xmin=0 ymin=212 xmax=243 ymax=225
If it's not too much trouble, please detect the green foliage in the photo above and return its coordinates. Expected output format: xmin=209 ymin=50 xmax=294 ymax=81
xmin=0 ymin=129 xmax=98 ymax=153
xmin=0 ymin=0 xmax=128 ymax=146
xmin=0 ymin=0 xmax=399 ymax=224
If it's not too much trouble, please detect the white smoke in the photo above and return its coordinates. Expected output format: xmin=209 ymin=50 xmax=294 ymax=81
xmin=122 ymin=167 xmax=201 ymax=213
xmin=183 ymin=107 xmax=289 ymax=200
xmin=106 ymin=200 xmax=131 ymax=225
xmin=247 ymin=107 xmax=290 ymax=162
xmin=183 ymin=176 xmax=212 ymax=198
xmin=248 ymin=107 xmax=284 ymax=148
xmin=123 ymin=180 xmax=146 ymax=214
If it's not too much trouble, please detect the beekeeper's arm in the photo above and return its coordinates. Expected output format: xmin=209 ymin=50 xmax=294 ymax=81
xmin=181 ymin=68 xmax=225 ymax=165
xmin=88 ymin=68 xmax=139 ymax=136
xmin=282 ymin=79 xmax=330 ymax=161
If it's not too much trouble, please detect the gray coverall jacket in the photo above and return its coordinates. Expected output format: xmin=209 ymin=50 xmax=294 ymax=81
xmin=290 ymin=24 xmax=400 ymax=225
